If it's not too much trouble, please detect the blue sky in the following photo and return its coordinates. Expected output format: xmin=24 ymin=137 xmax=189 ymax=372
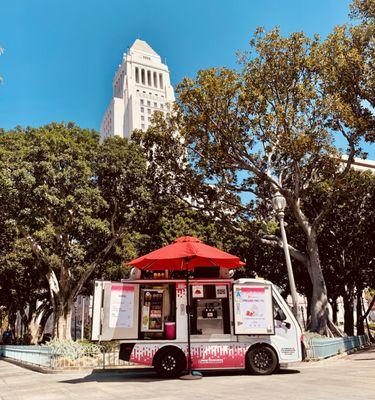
xmin=0 ymin=0 xmax=373 ymax=157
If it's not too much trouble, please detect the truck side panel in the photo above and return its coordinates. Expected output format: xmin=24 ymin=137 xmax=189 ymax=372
xmin=125 ymin=340 xmax=298 ymax=369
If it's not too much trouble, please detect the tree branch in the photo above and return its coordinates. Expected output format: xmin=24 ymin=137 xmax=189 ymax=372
xmin=69 ymin=227 xmax=127 ymax=304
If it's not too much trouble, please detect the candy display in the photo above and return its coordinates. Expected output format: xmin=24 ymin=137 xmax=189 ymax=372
xmin=140 ymin=289 xmax=164 ymax=332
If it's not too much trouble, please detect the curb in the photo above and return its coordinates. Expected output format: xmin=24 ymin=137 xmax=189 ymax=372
xmin=0 ymin=356 xmax=152 ymax=374
xmin=0 ymin=357 xmax=60 ymax=374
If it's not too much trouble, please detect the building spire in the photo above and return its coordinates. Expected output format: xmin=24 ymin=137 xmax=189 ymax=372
xmin=100 ymin=39 xmax=175 ymax=141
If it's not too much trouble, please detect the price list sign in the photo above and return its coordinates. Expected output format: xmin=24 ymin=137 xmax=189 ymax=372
xmin=233 ymin=284 xmax=274 ymax=335
xmin=109 ymin=285 xmax=135 ymax=328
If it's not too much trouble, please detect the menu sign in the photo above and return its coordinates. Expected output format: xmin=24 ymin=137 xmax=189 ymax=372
xmin=233 ymin=284 xmax=274 ymax=335
xmin=109 ymin=285 xmax=135 ymax=328
xmin=192 ymin=285 xmax=204 ymax=298
xmin=215 ymin=285 xmax=227 ymax=298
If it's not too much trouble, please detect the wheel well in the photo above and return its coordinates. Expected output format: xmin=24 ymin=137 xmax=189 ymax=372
xmin=152 ymin=345 xmax=186 ymax=367
xmin=246 ymin=343 xmax=279 ymax=367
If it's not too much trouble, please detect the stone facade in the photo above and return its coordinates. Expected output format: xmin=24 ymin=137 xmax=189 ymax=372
xmin=100 ymin=39 xmax=175 ymax=140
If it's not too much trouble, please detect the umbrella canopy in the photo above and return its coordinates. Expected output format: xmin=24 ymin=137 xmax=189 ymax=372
xmin=128 ymin=236 xmax=245 ymax=270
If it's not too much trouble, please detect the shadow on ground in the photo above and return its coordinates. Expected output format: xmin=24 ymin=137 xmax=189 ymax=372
xmin=348 ymin=344 xmax=375 ymax=361
xmin=61 ymin=367 xmax=300 ymax=384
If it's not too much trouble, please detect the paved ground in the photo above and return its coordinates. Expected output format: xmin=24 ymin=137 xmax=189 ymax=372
xmin=0 ymin=346 xmax=374 ymax=400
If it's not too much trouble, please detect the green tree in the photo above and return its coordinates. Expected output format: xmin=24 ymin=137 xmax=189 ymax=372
xmin=0 ymin=124 xmax=150 ymax=340
xmin=137 ymin=25 xmax=369 ymax=334
xmin=0 ymin=239 xmax=51 ymax=343
xmin=314 ymin=170 xmax=375 ymax=334
xmin=319 ymin=0 xmax=375 ymax=144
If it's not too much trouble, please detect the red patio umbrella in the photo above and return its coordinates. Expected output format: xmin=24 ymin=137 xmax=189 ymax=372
xmin=128 ymin=236 xmax=245 ymax=379
xmin=128 ymin=235 xmax=245 ymax=270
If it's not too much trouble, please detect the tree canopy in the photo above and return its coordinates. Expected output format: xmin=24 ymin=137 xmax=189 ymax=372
xmin=134 ymin=4 xmax=374 ymax=333
xmin=0 ymin=123 xmax=152 ymax=339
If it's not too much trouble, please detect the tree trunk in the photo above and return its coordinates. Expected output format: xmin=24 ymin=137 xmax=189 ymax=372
xmin=53 ymin=298 xmax=73 ymax=340
xmin=307 ymin=232 xmax=328 ymax=334
xmin=26 ymin=310 xmax=40 ymax=345
xmin=20 ymin=302 xmax=40 ymax=345
xmin=37 ymin=308 xmax=53 ymax=342
xmin=26 ymin=303 xmax=52 ymax=345
xmin=343 ymin=291 xmax=354 ymax=336
xmin=306 ymin=295 xmax=311 ymax=328
xmin=331 ymin=297 xmax=338 ymax=325
xmin=7 ymin=308 xmax=17 ymax=342
xmin=358 ymin=295 xmax=375 ymax=325
xmin=356 ymin=289 xmax=365 ymax=336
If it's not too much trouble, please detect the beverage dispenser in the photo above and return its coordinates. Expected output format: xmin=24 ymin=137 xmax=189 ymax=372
xmin=196 ymin=299 xmax=224 ymax=335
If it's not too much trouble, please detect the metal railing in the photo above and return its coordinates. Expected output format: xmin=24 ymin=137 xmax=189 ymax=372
xmin=0 ymin=345 xmax=54 ymax=368
xmin=0 ymin=344 xmax=134 ymax=370
xmin=49 ymin=348 xmax=133 ymax=369
xmin=305 ymin=334 xmax=369 ymax=359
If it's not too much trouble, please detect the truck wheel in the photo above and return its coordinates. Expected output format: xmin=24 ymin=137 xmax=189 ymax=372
xmin=246 ymin=345 xmax=278 ymax=375
xmin=154 ymin=347 xmax=186 ymax=379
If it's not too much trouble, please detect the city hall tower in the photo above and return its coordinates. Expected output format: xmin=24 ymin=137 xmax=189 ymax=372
xmin=100 ymin=39 xmax=175 ymax=140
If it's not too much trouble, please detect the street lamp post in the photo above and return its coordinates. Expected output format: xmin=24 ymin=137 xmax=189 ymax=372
xmin=74 ymin=304 xmax=77 ymax=341
xmin=272 ymin=190 xmax=300 ymax=323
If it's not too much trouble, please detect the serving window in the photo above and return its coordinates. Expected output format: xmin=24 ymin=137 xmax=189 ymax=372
xmin=190 ymin=284 xmax=231 ymax=335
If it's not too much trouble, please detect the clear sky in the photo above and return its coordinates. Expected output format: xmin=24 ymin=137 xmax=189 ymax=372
xmin=0 ymin=0 xmax=373 ymax=157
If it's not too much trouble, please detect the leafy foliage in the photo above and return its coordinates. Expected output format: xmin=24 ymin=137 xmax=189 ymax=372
xmin=0 ymin=123 xmax=152 ymax=339
xmin=135 ymin=8 xmax=373 ymax=333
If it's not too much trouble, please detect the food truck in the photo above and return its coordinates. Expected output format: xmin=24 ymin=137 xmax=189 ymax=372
xmin=91 ymin=269 xmax=303 ymax=378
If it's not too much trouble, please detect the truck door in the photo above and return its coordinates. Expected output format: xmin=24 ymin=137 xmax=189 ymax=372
xmin=91 ymin=281 xmax=139 ymax=341
xmin=272 ymin=290 xmax=301 ymax=361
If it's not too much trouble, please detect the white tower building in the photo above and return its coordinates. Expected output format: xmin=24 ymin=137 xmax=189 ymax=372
xmin=100 ymin=39 xmax=175 ymax=140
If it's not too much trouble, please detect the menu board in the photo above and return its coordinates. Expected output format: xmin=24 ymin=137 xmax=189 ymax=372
xmin=233 ymin=284 xmax=274 ymax=335
xmin=109 ymin=284 xmax=135 ymax=328
xmin=192 ymin=285 xmax=204 ymax=298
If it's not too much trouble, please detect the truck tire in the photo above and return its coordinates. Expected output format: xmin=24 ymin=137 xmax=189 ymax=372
xmin=154 ymin=347 xmax=186 ymax=378
xmin=246 ymin=345 xmax=278 ymax=375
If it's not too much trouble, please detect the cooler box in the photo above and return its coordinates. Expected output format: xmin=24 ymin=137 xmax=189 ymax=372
xmin=165 ymin=322 xmax=176 ymax=340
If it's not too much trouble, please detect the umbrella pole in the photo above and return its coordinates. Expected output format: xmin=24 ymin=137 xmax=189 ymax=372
xmin=180 ymin=259 xmax=202 ymax=380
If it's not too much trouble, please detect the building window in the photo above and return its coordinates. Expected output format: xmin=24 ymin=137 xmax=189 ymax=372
xmin=148 ymin=108 xmax=151 ymax=114
xmin=153 ymin=72 xmax=157 ymax=88
xmin=141 ymin=107 xmax=144 ymax=113
xmin=148 ymin=117 xmax=151 ymax=122
xmin=147 ymin=101 xmax=151 ymax=106
xmin=147 ymin=70 xmax=151 ymax=86
xmin=154 ymin=102 xmax=157 ymax=107
xmin=141 ymin=116 xmax=144 ymax=121
xmin=141 ymin=69 xmax=145 ymax=85
xmin=135 ymin=67 xmax=139 ymax=83
xmin=141 ymin=124 xmax=145 ymax=129
xmin=140 ymin=99 xmax=144 ymax=105
xmin=159 ymin=73 xmax=163 ymax=89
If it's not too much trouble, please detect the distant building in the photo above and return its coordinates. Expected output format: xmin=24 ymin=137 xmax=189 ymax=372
xmin=341 ymin=155 xmax=375 ymax=173
xmin=100 ymin=39 xmax=175 ymax=140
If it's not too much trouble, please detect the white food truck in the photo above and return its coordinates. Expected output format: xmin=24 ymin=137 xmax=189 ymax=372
xmin=91 ymin=272 xmax=303 ymax=378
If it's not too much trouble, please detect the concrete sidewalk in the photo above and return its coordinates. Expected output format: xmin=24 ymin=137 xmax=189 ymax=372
xmin=0 ymin=346 xmax=374 ymax=400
